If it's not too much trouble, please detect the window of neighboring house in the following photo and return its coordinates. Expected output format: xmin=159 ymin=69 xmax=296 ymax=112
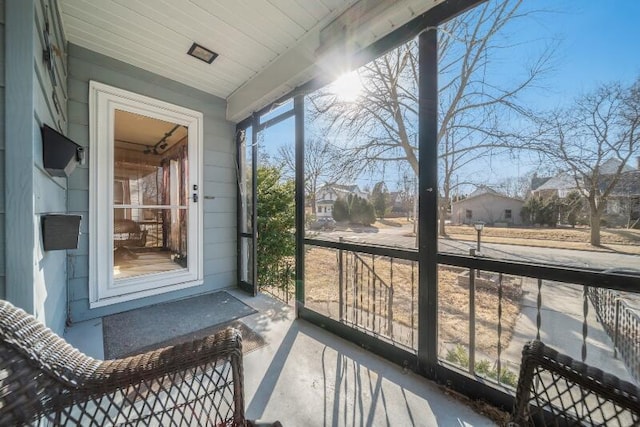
xmin=505 ymin=209 xmax=512 ymax=219
xmin=466 ymin=209 xmax=472 ymax=219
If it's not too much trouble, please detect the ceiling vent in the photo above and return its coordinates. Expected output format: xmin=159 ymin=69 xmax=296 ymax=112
xmin=187 ymin=43 xmax=218 ymax=64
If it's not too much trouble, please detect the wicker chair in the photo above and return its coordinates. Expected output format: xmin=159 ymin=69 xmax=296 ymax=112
xmin=114 ymin=219 xmax=148 ymax=248
xmin=0 ymin=300 xmax=281 ymax=426
xmin=511 ymin=340 xmax=640 ymax=426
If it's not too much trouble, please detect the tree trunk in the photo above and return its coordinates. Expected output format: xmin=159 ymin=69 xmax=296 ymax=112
xmin=310 ymin=179 xmax=317 ymax=215
xmin=590 ymin=219 xmax=601 ymax=246
xmin=589 ymin=199 xmax=602 ymax=246
xmin=439 ymin=203 xmax=448 ymax=236
xmin=439 ymin=177 xmax=451 ymax=237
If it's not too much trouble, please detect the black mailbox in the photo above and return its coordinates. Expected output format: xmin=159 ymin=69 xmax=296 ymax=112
xmin=42 ymin=124 xmax=84 ymax=177
xmin=41 ymin=214 xmax=82 ymax=251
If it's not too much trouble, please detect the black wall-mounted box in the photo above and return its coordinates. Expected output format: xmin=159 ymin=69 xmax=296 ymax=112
xmin=42 ymin=124 xmax=84 ymax=177
xmin=41 ymin=214 xmax=82 ymax=251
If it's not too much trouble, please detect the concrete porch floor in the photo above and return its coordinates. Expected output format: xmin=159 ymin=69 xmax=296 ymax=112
xmin=65 ymin=289 xmax=497 ymax=426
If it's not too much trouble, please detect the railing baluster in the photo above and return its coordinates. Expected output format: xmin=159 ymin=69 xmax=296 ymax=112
xmin=536 ymin=278 xmax=542 ymax=341
xmin=469 ymin=267 xmax=476 ymax=376
xmin=411 ymin=261 xmax=415 ymax=350
xmin=370 ymin=254 xmax=375 ymax=332
xmin=497 ymin=272 xmax=503 ymax=384
xmin=352 ymin=253 xmax=357 ymax=325
xmin=389 ymin=257 xmax=394 ymax=341
xmin=614 ymin=298 xmax=620 ymax=358
xmin=338 ymin=240 xmax=344 ymax=322
xmin=353 ymin=262 xmax=362 ymax=325
xmin=582 ymin=285 xmax=589 ymax=363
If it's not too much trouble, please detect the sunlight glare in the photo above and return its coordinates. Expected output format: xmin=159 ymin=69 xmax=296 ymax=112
xmin=331 ymin=71 xmax=362 ymax=102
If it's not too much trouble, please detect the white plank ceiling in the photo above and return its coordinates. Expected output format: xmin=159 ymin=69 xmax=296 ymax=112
xmin=59 ymin=0 xmax=443 ymax=122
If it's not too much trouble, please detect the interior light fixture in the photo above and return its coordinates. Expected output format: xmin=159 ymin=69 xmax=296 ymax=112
xmin=187 ymin=42 xmax=218 ymax=64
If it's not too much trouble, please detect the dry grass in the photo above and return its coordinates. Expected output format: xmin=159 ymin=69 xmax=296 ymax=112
xmin=304 ymin=247 xmax=521 ymax=356
xmin=438 ymin=267 xmax=521 ymax=356
xmin=446 ymin=225 xmax=640 ymax=245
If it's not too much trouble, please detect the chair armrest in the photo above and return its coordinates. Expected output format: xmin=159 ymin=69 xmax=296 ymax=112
xmin=512 ymin=340 xmax=640 ymax=426
xmin=90 ymin=327 xmax=242 ymax=388
xmin=0 ymin=297 xmax=246 ymax=426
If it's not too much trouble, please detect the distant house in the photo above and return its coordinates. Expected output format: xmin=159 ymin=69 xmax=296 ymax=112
xmin=388 ymin=191 xmax=414 ymax=216
xmin=529 ymin=158 xmax=640 ymax=225
xmin=531 ymin=173 xmax=578 ymax=199
xmin=316 ymin=184 xmax=368 ymax=218
xmin=600 ymin=169 xmax=640 ymax=225
xmin=451 ymin=186 xmax=524 ymax=226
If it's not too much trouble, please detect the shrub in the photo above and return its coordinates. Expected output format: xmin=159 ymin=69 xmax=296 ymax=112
xmin=332 ymin=194 xmax=376 ymax=226
xmin=445 ymin=344 xmax=518 ymax=387
xmin=522 ymin=196 xmax=559 ymax=227
xmin=332 ymin=198 xmax=350 ymax=221
xmin=257 ymin=166 xmax=295 ymax=289
xmin=372 ymin=181 xmax=390 ymax=219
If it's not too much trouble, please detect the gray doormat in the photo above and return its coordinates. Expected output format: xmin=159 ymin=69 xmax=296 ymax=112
xmin=120 ymin=320 xmax=266 ymax=358
xmin=103 ymin=291 xmax=256 ymax=359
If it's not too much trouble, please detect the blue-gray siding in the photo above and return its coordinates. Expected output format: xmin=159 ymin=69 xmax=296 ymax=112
xmin=34 ymin=0 xmax=68 ymax=335
xmin=5 ymin=0 xmax=68 ymax=335
xmin=0 ymin=0 xmax=5 ymax=299
xmin=67 ymin=44 xmax=236 ymax=322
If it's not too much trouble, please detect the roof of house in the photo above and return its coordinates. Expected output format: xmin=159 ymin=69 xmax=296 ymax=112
xmin=533 ymin=173 xmax=577 ymax=192
xmin=600 ymin=158 xmax=635 ymax=175
xmin=530 ymin=176 xmax=552 ymax=191
xmin=318 ymin=183 xmax=364 ymax=195
xmin=599 ymin=170 xmax=640 ymax=196
xmin=452 ymin=186 xmax=524 ymax=205
xmin=531 ymin=159 xmax=637 ymax=195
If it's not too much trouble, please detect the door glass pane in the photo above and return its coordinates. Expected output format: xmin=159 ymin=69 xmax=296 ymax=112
xmin=240 ymin=236 xmax=253 ymax=284
xmin=240 ymin=126 xmax=253 ymax=234
xmin=113 ymin=110 xmax=189 ymax=279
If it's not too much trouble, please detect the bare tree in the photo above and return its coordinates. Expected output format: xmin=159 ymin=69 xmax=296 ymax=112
xmin=533 ymin=77 xmax=640 ymax=245
xmin=277 ymin=137 xmax=352 ymax=214
xmin=308 ymin=0 xmax=556 ymax=236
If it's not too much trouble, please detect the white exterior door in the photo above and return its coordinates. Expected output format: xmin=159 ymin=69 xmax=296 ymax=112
xmin=89 ymin=82 xmax=203 ymax=308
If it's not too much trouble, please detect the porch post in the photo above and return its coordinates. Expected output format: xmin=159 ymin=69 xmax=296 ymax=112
xmin=294 ymin=95 xmax=305 ymax=309
xmin=251 ymin=114 xmax=258 ymax=296
xmin=418 ymin=26 xmax=439 ymax=374
xmin=5 ymin=0 xmax=36 ymax=313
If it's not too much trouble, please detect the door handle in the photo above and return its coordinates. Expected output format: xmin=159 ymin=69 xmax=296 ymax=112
xmin=192 ymin=193 xmax=198 ymax=203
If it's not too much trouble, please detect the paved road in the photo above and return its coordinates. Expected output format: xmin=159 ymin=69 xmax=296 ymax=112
xmin=317 ymin=226 xmax=640 ymax=310
xmin=315 ymin=226 xmax=640 ymax=271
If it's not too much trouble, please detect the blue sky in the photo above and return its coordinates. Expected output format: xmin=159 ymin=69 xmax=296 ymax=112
xmin=256 ymin=0 xmax=640 ymax=194
xmin=515 ymin=0 xmax=640 ymax=108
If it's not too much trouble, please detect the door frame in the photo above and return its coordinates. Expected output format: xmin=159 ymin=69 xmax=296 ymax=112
xmin=88 ymin=81 xmax=204 ymax=308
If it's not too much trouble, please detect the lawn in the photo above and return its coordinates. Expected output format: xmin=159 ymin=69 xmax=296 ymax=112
xmin=445 ymin=225 xmax=640 ymax=246
xmin=303 ymin=247 xmax=521 ymax=357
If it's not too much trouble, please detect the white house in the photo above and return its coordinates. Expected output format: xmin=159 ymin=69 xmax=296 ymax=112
xmin=452 ymin=186 xmax=524 ymax=226
xmin=315 ymin=184 xmax=368 ymax=218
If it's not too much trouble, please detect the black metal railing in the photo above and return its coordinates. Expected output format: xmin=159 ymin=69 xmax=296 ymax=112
xmin=304 ymin=239 xmax=418 ymax=351
xmin=438 ymin=255 xmax=640 ymax=389
xmin=338 ymin=250 xmax=417 ymax=350
xmin=303 ymin=238 xmax=640 ymax=395
xmin=588 ymin=287 xmax=640 ymax=382
xmin=258 ymin=260 xmax=294 ymax=305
